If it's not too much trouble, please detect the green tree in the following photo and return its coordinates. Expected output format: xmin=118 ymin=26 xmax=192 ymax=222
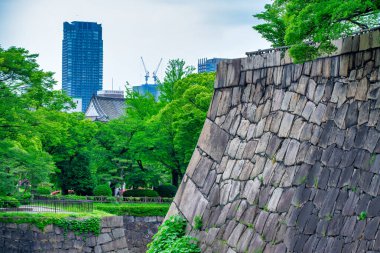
xmin=253 ymin=0 xmax=380 ymax=62
xmin=131 ymin=71 xmax=215 ymax=187
xmin=158 ymin=59 xmax=195 ymax=103
xmin=0 ymin=46 xmax=73 ymax=194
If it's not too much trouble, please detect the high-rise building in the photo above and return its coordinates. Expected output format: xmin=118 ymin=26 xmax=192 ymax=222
xmin=62 ymin=21 xmax=103 ymax=112
xmin=198 ymin=58 xmax=227 ymax=73
xmin=133 ymin=84 xmax=160 ymax=100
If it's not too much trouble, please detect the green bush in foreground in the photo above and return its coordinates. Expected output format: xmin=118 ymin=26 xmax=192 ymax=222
xmin=155 ymin=185 xmax=177 ymax=198
xmin=123 ymin=189 xmax=159 ymax=197
xmin=36 ymin=187 xmax=51 ymax=195
xmin=93 ymin=184 xmax=112 ymax=197
xmin=147 ymin=215 xmax=200 ymax=253
xmin=0 ymin=196 xmax=20 ymax=208
xmin=94 ymin=203 xmax=169 ymax=217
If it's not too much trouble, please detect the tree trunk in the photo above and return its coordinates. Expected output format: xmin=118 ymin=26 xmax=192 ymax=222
xmin=171 ymin=169 xmax=179 ymax=187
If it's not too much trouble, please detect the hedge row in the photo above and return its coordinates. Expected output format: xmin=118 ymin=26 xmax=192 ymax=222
xmin=93 ymin=203 xmax=170 ymax=217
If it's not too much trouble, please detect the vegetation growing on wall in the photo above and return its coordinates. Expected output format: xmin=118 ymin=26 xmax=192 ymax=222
xmin=0 ymin=212 xmax=103 ymax=236
xmin=147 ymin=215 xmax=200 ymax=253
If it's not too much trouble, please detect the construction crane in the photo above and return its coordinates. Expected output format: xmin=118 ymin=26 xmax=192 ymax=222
xmin=140 ymin=57 xmax=149 ymax=85
xmin=152 ymin=58 xmax=162 ymax=84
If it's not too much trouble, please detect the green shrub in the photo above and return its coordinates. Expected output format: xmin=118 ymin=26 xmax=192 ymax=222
xmin=358 ymin=211 xmax=367 ymax=221
xmin=194 ymin=215 xmax=203 ymax=230
xmin=94 ymin=203 xmax=169 ymax=217
xmin=0 ymin=196 xmax=20 ymax=208
xmin=14 ymin=192 xmax=32 ymax=204
xmin=36 ymin=187 xmax=51 ymax=195
xmin=123 ymin=189 xmax=159 ymax=197
xmin=147 ymin=215 xmax=200 ymax=253
xmin=61 ymin=195 xmax=87 ymax=200
xmin=93 ymin=184 xmax=112 ymax=197
xmin=155 ymin=185 xmax=177 ymax=198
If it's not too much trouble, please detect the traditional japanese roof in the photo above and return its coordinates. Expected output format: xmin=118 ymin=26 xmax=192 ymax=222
xmin=85 ymin=95 xmax=125 ymax=122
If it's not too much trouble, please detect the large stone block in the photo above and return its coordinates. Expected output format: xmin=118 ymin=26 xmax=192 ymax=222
xmin=215 ymin=59 xmax=241 ymax=88
xmin=197 ymin=119 xmax=229 ymax=163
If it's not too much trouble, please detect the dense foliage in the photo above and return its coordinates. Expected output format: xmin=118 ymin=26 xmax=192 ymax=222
xmin=93 ymin=184 xmax=112 ymax=196
xmin=0 ymin=196 xmax=20 ymax=208
xmin=155 ymin=185 xmax=178 ymax=198
xmin=0 ymin=46 xmax=215 ymax=197
xmin=147 ymin=215 xmax=200 ymax=253
xmin=253 ymin=0 xmax=380 ymax=62
xmin=123 ymin=189 xmax=159 ymax=197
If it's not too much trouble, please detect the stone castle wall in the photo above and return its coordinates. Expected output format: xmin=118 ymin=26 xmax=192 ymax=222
xmin=0 ymin=215 xmax=162 ymax=253
xmin=123 ymin=216 xmax=162 ymax=253
xmin=0 ymin=216 xmax=128 ymax=253
xmin=167 ymin=29 xmax=380 ymax=252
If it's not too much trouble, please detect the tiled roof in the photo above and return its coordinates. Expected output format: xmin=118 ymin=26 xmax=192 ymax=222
xmin=86 ymin=95 xmax=125 ymax=122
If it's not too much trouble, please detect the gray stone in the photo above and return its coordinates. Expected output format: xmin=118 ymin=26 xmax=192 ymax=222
xmin=198 ymin=119 xmax=230 ymax=163
xmin=302 ymin=101 xmax=316 ymax=120
xmin=267 ymin=188 xmax=283 ymax=212
xmin=294 ymin=96 xmax=307 ymax=116
xmin=331 ymin=82 xmax=347 ymax=107
xmin=314 ymin=84 xmax=325 ymax=104
xmin=242 ymin=178 xmax=261 ymax=205
xmin=333 ymin=103 xmax=348 ymax=129
xmin=364 ymin=128 xmax=380 ymax=153
xmin=97 ymin=233 xmax=112 ymax=245
xmin=281 ymin=91 xmax=293 ymax=111
xmin=296 ymin=76 xmax=309 ymax=95
xmin=289 ymin=118 xmax=305 ymax=139
xmin=345 ymin=101 xmax=358 ymax=128
xmin=278 ymin=113 xmax=294 ymax=138
xmin=307 ymin=79 xmax=317 ymax=100
xmin=358 ymin=101 xmax=370 ymax=125
xmin=368 ymin=196 xmax=380 ymax=217
xmin=236 ymin=228 xmax=254 ymax=252
xmin=256 ymin=132 xmax=271 ymax=154
xmin=364 ymin=217 xmax=380 ymax=240
xmin=310 ymin=103 xmax=327 ymax=125
xmin=242 ymin=140 xmax=258 ymax=159
xmin=356 ymin=77 xmax=369 ymax=100
xmin=236 ymin=119 xmax=250 ymax=139
xmin=193 ymin=156 xmax=213 ymax=187
xmin=284 ymin=140 xmax=300 ymax=166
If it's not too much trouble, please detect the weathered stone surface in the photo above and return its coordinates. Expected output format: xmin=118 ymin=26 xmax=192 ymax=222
xmin=197 ymin=119 xmax=229 ymax=163
xmin=170 ymin=30 xmax=380 ymax=253
xmin=278 ymin=113 xmax=294 ymax=138
xmin=356 ymin=78 xmax=369 ymax=101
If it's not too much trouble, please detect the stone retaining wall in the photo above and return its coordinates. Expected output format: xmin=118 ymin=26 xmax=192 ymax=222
xmin=167 ymin=29 xmax=380 ymax=252
xmin=0 ymin=216 xmax=128 ymax=253
xmin=123 ymin=216 xmax=162 ymax=253
xmin=0 ymin=215 xmax=163 ymax=253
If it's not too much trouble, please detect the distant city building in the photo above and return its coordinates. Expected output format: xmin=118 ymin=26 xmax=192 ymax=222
xmin=62 ymin=21 xmax=103 ymax=112
xmin=85 ymin=90 xmax=125 ymax=122
xmin=198 ymin=58 xmax=227 ymax=73
xmin=66 ymin=98 xmax=83 ymax=113
xmin=133 ymin=84 xmax=160 ymax=100
xmin=96 ymin=90 xmax=124 ymax=98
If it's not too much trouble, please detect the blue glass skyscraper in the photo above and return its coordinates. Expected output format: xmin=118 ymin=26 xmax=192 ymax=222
xmin=62 ymin=21 xmax=103 ymax=112
xmin=198 ymin=58 xmax=227 ymax=73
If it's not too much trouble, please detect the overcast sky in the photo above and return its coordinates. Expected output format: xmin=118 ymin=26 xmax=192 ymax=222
xmin=0 ymin=0 xmax=271 ymax=90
